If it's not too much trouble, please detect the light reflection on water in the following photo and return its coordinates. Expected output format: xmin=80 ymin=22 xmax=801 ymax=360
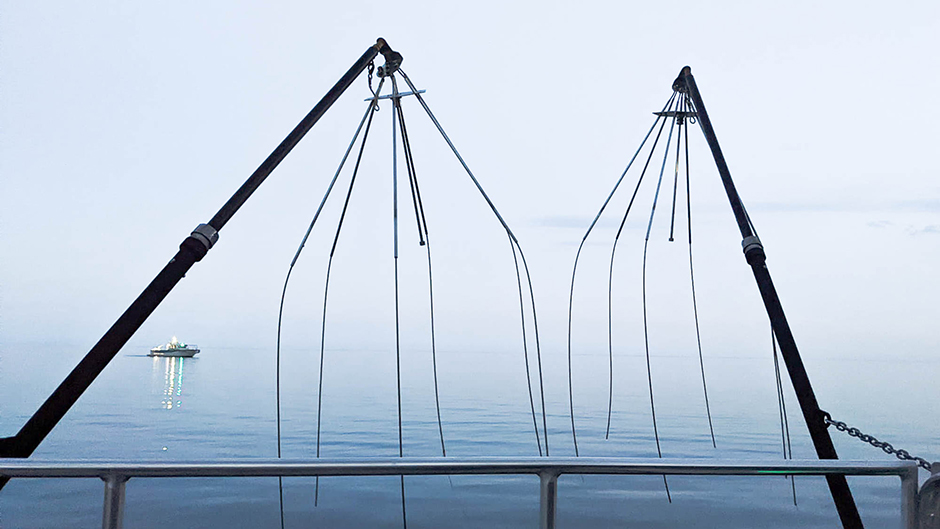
xmin=0 ymin=343 xmax=936 ymax=528
xmin=155 ymin=356 xmax=186 ymax=410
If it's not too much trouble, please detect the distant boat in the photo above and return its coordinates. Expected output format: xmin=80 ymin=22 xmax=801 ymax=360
xmin=149 ymin=336 xmax=199 ymax=357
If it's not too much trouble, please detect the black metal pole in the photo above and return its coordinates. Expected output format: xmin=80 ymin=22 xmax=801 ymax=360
xmin=0 ymin=39 xmax=400 ymax=476
xmin=677 ymin=66 xmax=863 ymax=528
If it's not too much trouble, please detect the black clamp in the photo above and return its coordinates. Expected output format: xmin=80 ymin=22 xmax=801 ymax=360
xmin=742 ymin=235 xmax=765 ymax=265
xmin=375 ymin=38 xmax=403 ymax=78
xmin=672 ymin=66 xmax=692 ymax=94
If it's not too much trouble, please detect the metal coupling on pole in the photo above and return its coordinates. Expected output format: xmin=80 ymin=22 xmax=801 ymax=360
xmin=180 ymin=223 xmax=219 ymax=262
xmin=189 ymin=224 xmax=219 ymax=251
xmin=742 ymin=235 xmax=765 ymax=265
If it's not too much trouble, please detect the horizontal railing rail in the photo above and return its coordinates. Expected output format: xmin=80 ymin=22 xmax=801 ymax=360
xmin=0 ymin=457 xmax=919 ymax=529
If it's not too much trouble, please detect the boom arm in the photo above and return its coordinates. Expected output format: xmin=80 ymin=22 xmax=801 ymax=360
xmin=676 ymin=66 xmax=863 ymax=528
xmin=0 ymin=39 xmax=402 ymax=480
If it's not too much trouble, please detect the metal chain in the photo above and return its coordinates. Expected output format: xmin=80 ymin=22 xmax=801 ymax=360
xmin=365 ymin=62 xmax=381 ymax=113
xmin=823 ymin=412 xmax=933 ymax=471
xmin=367 ymin=60 xmax=378 ymax=105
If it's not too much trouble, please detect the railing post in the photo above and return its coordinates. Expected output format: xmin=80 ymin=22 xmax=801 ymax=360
xmin=899 ymin=466 xmax=918 ymax=529
xmin=101 ymin=474 xmax=128 ymax=529
xmin=539 ymin=471 xmax=559 ymax=529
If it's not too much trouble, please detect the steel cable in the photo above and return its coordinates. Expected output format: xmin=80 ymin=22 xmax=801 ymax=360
xmin=640 ymin=105 xmax=679 ymax=502
xmin=276 ymin=77 xmax=384 ymax=525
xmin=668 ymin=97 xmax=683 ymax=242
xmin=510 ymin=237 xmax=543 ymax=455
xmin=682 ymin=92 xmax=717 ymax=449
xmin=604 ymin=93 xmax=677 ymax=442
xmin=563 ymin=93 xmax=675 ymax=452
xmin=515 ymin=237 xmax=549 ymax=455
xmin=390 ymin=74 xmax=408 ymax=529
xmin=772 ymin=329 xmax=797 ymax=505
xmin=396 ymin=98 xmax=426 ymax=246
xmin=313 ymin=86 xmax=382 ymax=507
xmin=394 ymin=91 xmax=446 ymax=457
xmin=398 ymin=69 xmax=549 ymax=456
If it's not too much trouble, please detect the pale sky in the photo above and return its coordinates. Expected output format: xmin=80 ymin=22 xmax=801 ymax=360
xmin=1 ymin=1 xmax=938 ymax=368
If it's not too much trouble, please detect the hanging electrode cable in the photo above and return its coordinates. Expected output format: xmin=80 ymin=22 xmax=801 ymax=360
xmin=389 ymin=74 xmax=408 ymax=529
xmin=772 ymin=328 xmax=798 ymax=505
xmin=411 ymin=161 xmax=446 ymax=458
xmin=563 ymin=93 xmax=676 ymax=453
xmin=512 ymin=237 xmax=549 ymax=455
xmin=682 ymin=92 xmax=717 ymax=449
xmin=398 ymin=69 xmax=549 ymax=456
xmin=275 ymin=77 xmax=385 ymax=525
xmin=392 ymin=87 xmax=447 ymax=457
xmin=667 ymin=96 xmax=685 ymax=242
xmin=604 ymin=92 xmax=678 ymax=443
xmin=510 ymin=237 xmax=543 ymax=455
xmin=640 ymin=103 xmax=679 ymax=502
xmin=396 ymin=99 xmax=426 ymax=246
xmin=312 ymin=85 xmax=383 ymax=507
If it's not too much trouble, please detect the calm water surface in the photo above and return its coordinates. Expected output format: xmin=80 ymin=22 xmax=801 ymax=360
xmin=1 ymin=341 xmax=936 ymax=528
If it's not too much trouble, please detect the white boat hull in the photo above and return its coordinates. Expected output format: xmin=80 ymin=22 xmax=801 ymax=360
xmin=148 ymin=349 xmax=199 ymax=358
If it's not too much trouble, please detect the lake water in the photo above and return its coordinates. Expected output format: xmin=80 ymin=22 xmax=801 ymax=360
xmin=1 ymin=341 xmax=936 ymax=528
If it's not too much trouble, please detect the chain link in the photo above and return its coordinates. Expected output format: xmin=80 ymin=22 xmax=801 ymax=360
xmin=823 ymin=412 xmax=932 ymax=472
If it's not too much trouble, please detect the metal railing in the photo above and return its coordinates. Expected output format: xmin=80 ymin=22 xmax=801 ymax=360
xmin=0 ymin=458 xmax=920 ymax=529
